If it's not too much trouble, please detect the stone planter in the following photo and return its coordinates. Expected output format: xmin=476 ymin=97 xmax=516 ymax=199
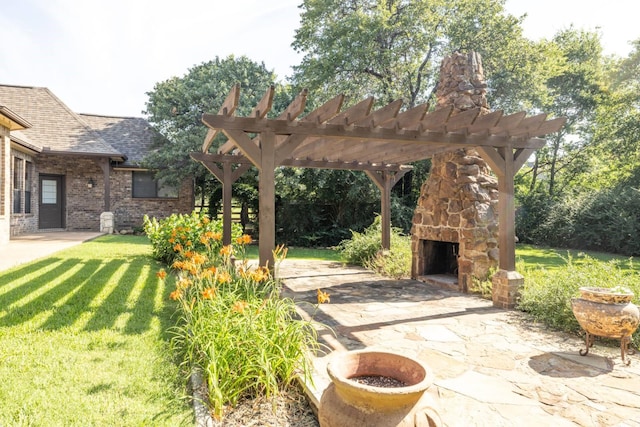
xmin=319 ymin=350 xmax=442 ymax=427
xmin=571 ymin=286 xmax=640 ymax=365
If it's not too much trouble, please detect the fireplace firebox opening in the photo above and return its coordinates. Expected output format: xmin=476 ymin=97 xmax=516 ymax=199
xmin=422 ymin=240 xmax=459 ymax=276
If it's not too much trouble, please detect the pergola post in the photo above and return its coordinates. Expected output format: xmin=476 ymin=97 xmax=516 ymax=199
xmin=365 ymin=169 xmax=410 ymax=251
xmin=258 ymin=131 xmax=276 ymax=268
xmin=478 ymin=145 xmax=536 ymax=308
xmin=222 ymin=161 xmax=233 ymax=245
xmin=189 ymin=153 xmax=251 ymax=245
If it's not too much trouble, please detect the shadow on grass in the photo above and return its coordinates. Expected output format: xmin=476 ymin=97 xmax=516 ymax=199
xmin=0 ymin=253 xmax=172 ymax=336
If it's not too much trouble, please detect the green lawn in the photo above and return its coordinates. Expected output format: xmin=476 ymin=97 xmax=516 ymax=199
xmin=516 ymin=244 xmax=638 ymax=271
xmin=0 ymin=235 xmax=192 ymax=426
xmin=244 ymin=245 xmax=343 ymax=261
xmin=0 ymin=235 xmax=634 ymax=425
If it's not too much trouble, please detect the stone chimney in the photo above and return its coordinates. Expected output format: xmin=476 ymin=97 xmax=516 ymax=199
xmin=411 ymin=51 xmax=499 ymax=292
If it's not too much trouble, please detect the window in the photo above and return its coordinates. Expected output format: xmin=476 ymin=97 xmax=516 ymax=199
xmin=25 ymin=161 xmax=32 ymax=213
xmin=132 ymin=171 xmax=178 ymax=198
xmin=12 ymin=157 xmax=33 ymax=214
xmin=13 ymin=157 xmax=22 ymax=213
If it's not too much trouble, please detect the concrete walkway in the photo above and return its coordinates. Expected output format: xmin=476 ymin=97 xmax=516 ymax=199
xmin=279 ymin=260 xmax=640 ymax=426
xmin=0 ymin=232 xmax=103 ymax=273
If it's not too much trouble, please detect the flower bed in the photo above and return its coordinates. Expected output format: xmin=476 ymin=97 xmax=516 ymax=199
xmin=144 ymin=213 xmax=319 ymax=419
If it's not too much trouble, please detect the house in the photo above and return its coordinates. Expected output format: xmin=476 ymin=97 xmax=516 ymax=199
xmin=0 ymin=84 xmax=193 ymax=245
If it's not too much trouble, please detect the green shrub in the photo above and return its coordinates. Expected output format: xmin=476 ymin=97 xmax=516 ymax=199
xmin=364 ymin=234 xmax=412 ymax=279
xmin=468 ymin=267 xmax=496 ymax=299
xmin=337 ymin=216 xmax=385 ymax=265
xmin=517 ymin=186 xmax=640 ymax=256
xmin=143 ymin=212 xmax=241 ymax=264
xmin=517 ymin=254 xmax=640 ymax=345
xmin=339 ymin=215 xmax=412 ymax=278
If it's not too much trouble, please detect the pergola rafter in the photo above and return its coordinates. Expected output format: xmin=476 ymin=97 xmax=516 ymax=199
xmin=191 ymin=85 xmax=565 ymax=269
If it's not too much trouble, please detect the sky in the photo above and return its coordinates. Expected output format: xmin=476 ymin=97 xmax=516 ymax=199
xmin=1 ymin=0 xmax=638 ymax=118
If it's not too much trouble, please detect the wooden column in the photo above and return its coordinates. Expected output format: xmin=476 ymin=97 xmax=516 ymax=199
xmin=477 ymin=145 xmax=535 ymax=308
xmin=190 ymin=153 xmax=251 ymax=246
xmin=222 ymin=162 xmax=233 ymax=245
xmin=365 ymin=169 xmax=410 ymax=251
xmin=259 ymin=131 xmax=276 ymax=268
xmin=497 ymin=146 xmax=516 ymax=271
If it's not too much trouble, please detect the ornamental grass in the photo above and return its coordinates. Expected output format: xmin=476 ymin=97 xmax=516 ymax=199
xmin=145 ymin=213 xmax=319 ymax=419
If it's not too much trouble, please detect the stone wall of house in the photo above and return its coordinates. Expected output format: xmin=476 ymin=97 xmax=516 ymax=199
xmin=411 ymin=52 xmax=499 ymax=291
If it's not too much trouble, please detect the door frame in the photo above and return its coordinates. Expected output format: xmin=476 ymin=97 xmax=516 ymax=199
xmin=38 ymin=174 xmax=66 ymax=229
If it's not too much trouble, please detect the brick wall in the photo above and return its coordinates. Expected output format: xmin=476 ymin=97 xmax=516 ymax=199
xmin=29 ymin=154 xmax=193 ymax=232
xmin=0 ymin=126 xmax=9 ymax=245
xmin=9 ymin=148 xmax=37 ymax=235
xmin=110 ymin=170 xmax=194 ymax=230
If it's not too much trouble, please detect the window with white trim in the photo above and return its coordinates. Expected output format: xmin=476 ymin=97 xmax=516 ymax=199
xmin=12 ymin=157 xmax=32 ymax=214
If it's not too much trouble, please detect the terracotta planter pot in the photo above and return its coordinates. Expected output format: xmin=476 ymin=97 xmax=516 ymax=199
xmin=578 ymin=286 xmax=634 ymax=304
xmin=319 ymin=350 xmax=442 ymax=427
xmin=571 ymin=287 xmax=640 ymax=365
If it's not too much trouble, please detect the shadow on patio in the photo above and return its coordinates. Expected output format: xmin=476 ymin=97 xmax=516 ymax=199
xmin=278 ymin=259 xmax=640 ymax=426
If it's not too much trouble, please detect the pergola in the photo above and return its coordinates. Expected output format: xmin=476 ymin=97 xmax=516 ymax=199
xmin=191 ymin=83 xmax=565 ymax=273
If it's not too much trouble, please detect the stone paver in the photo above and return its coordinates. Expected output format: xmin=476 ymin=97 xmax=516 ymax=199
xmin=280 ymin=260 xmax=640 ymax=426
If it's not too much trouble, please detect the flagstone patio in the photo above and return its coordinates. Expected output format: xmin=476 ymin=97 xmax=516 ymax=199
xmin=279 ymin=260 xmax=640 ymax=426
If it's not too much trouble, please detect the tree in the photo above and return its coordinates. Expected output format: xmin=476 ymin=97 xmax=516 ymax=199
xmin=589 ymin=38 xmax=640 ymax=188
xmin=143 ymin=55 xmax=280 ymax=212
xmin=290 ymin=0 xmax=557 ymax=234
xmin=291 ymin=0 xmax=548 ymax=112
xmin=525 ymin=29 xmax=608 ymax=197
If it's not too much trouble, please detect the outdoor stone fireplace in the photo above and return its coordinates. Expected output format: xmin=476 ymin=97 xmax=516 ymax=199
xmin=411 ymin=52 xmax=499 ymax=292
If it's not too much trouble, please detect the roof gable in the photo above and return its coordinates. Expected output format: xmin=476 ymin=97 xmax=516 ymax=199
xmin=79 ymin=114 xmax=160 ymax=166
xmin=0 ymin=84 xmax=123 ymax=158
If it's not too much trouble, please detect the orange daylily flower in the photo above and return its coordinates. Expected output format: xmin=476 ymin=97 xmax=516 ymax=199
xmin=236 ymin=234 xmax=252 ymax=245
xmin=317 ymin=289 xmax=330 ymax=304
xmin=173 ymin=243 xmax=183 ymax=252
xmin=177 ymin=277 xmax=192 ymax=289
xmin=217 ymin=271 xmax=232 ymax=284
xmin=251 ymin=266 xmax=270 ymax=283
xmin=220 ymin=245 xmax=234 ymax=257
xmin=156 ymin=270 xmax=167 ymax=280
xmin=202 ymin=287 xmax=216 ymax=299
xmin=232 ymin=300 xmax=250 ymax=314
xmin=191 ymin=253 xmax=207 ymax=265
xmin=169 ymin=289 xmax=182 ymax=300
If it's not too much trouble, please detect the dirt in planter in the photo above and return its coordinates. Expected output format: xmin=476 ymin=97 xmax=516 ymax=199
xmin=212 ymin=390 xmax=319 ymax=427
xmin=350 ymin=375 xmax=408 ymax=388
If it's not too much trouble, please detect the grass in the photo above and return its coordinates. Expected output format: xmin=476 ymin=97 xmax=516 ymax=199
xmin=0 ymin=235 xmax=192 ymax=426
xmin=244 ymin=245 xmax=343 ymax=261
xmin=516 ymin=244 xmax=638 ymax=272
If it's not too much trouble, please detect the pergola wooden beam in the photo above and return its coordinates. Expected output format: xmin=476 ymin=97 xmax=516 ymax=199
xmin=202 ymin=83 xmax=240 ymax=153
xmin=197 ymin=85 xmax=566 ymax=269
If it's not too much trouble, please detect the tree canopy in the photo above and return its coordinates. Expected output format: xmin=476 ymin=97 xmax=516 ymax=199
xmin=291 ymin=0 xmax=550 ymax=112
xmin=142 ymin=4 xmax=640 ymax=253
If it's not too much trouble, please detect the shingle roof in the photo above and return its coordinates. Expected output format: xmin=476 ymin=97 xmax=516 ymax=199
xmin=0 ymin=84 xmax=123 ymax=158
xmin=79 ymin=114 xmax=159 ymax=167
